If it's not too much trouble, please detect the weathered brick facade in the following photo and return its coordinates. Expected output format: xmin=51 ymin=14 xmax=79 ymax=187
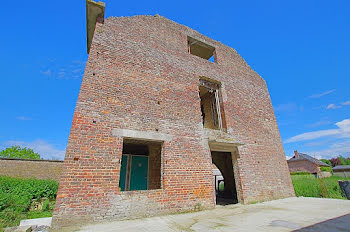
xmin=52 ymin=3 xmax=294 ymax=228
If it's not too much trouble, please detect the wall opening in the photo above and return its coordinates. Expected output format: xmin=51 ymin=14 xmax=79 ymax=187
xmin=119 ymin=139 xmax=162 ymax=191
xmin=188 ymin=36 xmax=216 ymax=62
xmin=199 ymin=78 xmax=224 ymax=130
xmin=211 ymin=151 xmax=238 ymax=205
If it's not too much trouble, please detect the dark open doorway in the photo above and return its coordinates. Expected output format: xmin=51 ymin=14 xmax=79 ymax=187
xmin=211 ymin=151 xmax=238 ymax=205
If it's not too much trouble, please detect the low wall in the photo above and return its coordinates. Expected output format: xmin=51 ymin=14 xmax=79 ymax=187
xmin=318 ymin=171 xmax=332 ymax=179
xmin=0 ymin=157 xmax=63 ymax=181
xmin=334 ymin=171 xmax=350 ymax=178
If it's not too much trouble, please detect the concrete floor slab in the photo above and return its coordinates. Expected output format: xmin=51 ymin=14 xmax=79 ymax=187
xmin=78 ymin=197 xmax=350 ymax=232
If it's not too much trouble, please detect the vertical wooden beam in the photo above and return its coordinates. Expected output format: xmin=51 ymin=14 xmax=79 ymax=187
xmin=215 ymin=90 xmax=223 ymax=130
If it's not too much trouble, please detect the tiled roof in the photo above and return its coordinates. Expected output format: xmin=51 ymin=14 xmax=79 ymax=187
xmin=332 ymin=165 xmax=350 ymax=171
xmin=288 ymin=151 xmax=329 ymax=167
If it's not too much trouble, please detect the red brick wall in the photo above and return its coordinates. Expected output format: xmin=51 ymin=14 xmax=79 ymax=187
xmin=0 ymin=158 xmax=63 ymax=181
xmin=288 ymin=160 xmax=318 ymax=173
xmin=52 ymin=15 xmax=294 ymax=228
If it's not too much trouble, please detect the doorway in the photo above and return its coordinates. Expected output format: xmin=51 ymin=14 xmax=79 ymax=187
xmin=211 ymin=151 xmax=238 ymax=205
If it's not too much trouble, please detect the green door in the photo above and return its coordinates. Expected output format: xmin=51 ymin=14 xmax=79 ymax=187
xmin=119 ymin=155 xmax=128 ymax=191
xmin=129 ymin=155 xmax=148 ymax=190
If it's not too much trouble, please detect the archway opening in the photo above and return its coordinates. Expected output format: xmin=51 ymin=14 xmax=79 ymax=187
xmin=211 ymin=151 xmax=238 ymax=205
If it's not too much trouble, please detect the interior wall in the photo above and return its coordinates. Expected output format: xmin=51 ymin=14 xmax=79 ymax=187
xmin=148 ymin=143 xmax=162 ymax=189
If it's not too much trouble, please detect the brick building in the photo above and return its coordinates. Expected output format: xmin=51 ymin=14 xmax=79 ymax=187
xmin=287 ymin=150 xmax=329 ymax=174
xmin=52 ymin=0 xmax=294 ymax=228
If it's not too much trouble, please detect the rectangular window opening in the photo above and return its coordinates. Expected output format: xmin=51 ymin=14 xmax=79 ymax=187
xmin=199 ymin=78 xmax=224 ymax=130
xmin=188 ymin=36 xmax=216 ymax=63
xmin=119 ymin=139 xmax=162 ymax=191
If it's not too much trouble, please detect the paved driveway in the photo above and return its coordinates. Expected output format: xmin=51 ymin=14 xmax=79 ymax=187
xmin=78 ymin=197 xmax=350 ymax=232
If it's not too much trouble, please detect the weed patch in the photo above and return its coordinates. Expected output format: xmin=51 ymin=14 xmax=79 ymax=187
xmin=0 ymin=176 xmax=58 ymax=228
xmin=291 ymin=175 xmax=350 ymax=199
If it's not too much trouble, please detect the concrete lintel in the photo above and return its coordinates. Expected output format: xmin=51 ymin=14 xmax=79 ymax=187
xmin=112 ymin=129 xmax=173 ymax=142
xmin=86 ymin=0 xmax=105 ymax=54
xmin=209 ymin=140 xmax=243 ymax=153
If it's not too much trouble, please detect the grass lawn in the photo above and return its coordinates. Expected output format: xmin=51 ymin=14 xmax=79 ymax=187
xmin=291 ymin=175 xmax=350 ymax=199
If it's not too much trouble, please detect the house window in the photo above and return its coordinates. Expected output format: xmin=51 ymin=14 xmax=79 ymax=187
xmin=188 ymin=36 xmax=216 ymax=63
xmin=119 ymin=139 xmax=162 ymax=191
xmin=199 ymin=78 xmax=224 ymax=130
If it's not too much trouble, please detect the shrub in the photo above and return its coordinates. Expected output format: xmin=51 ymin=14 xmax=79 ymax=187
xmin=290 ymin=172 xmax=313 ymax=176
xmin=320 ymin=166 xmax=332 ymax=172
xmin=0 ymin=176 xmax=58 ymax=228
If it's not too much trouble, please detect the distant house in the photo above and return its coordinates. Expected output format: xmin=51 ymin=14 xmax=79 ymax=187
xmin=287 ymin=150 xmax=329 ymax=174
xmin=332 ymin=165 xmax=350 ymax=178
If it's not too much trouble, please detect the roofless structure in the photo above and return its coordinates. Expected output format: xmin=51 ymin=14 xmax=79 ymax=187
xmin=52 ymin=0 xmax=295 ymax=228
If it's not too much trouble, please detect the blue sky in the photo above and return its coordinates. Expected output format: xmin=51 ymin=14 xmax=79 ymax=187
xmin=1 ymin=0 xmax=349 ymax=160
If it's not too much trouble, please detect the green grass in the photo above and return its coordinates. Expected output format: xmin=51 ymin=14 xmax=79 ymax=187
xmin=0 ymin=176 xmax=58 ymax=229
xmin=291 ymin=175 xmax=350 ymax=199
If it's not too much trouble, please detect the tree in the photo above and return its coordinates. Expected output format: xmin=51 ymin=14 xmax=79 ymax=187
xmin=0 ymin=146 xmax=41 ymax=160
xmin=329 ymin=156 xmax=350 ymax=167
xmin=320 ymin=159 xmax=332 ymax=166
xmin=329 ymin=157 xmax=341 ymax=167
xmin=339 ymin=156 xmax=346 ymax=165
xmin=345 ymin=157 xmax=350 ymax=165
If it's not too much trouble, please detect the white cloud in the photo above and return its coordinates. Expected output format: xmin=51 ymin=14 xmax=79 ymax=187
xmin=326 ymin=103 xmax=341 ymax=110
xmin=285 ymin=118 xmax=350 ymax=143
xmin=274 ymin=103 xmax=297 ymax=113
xmin=306 ymin=119 xmax=331 ymax=128
xmin=40 ymin=69 xmax=52 ymax=76
xmin=309 ymin=89 xmax=336 ymax=99
xmin=307 ymin=140 xmax=350 ymax=159
xmin=16 ymin=116 xmax=32 ymax=121
xmin=3 ymin=139 xmax=65 ymax=160
xmin=58 ymin=71 xmax=66 ymax=78
xmin=342 ymin=101 xmax=350 ymax=106
xmin=72 ymin=68 xmax=82 ymax=74
xmin=326 ymin=101 xmax=350 ymax=110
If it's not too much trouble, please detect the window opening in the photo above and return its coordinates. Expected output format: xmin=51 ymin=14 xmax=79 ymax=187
xmin=119 ymin=140 xmax=162 ymax=191
xmin=188 ymin=36 xmax=216 ymax=62
xmin=199 ymin=78 xmax=223 ymax=130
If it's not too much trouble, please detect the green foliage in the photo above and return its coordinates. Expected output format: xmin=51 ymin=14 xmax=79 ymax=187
xmin=339 ymin=156 xmax=346 ymax=165
xmin=290 ymin=172 xmax=313 ymax=176
xmin=345 ymin=157 xmax=350 ymax=165
xmin=0 ymin=146 xmax=41 ymax=160
xmin=320 ymin=166 xmax=332 ymax=172
xmin=219 ymin=181 xmax=225 ymax=192
xmin=0 ymin=176 xmax=58 ymax=228
xmin=291 ymin=175 xmax=350 ymax=199
xmin=320 ymin=159 xmax=332 ymax=166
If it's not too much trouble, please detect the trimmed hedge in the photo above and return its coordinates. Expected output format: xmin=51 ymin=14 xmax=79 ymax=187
xmin=0 ymin=176 xmax=58 ymax=228
xmin=290 ymin=172 xmax=313 ymax=176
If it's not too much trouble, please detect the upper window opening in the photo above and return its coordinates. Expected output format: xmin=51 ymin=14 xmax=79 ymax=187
xmin=199 ymin=78 xmax=224 ymax=130
xmin=188 ymin=36 xmax=216 ymax=63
